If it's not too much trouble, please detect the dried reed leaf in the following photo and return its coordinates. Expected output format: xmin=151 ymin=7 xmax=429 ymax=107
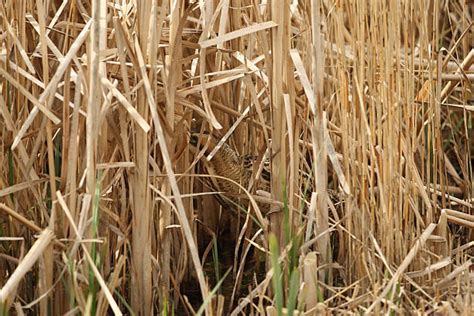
xmin=100 ymin=77 xmax=151 ymax=132
xmin=0 ymin=229 xmax=54 ymax=304
xmin=56 ymin=192 xmax=123 ymax=315
xmin=12 ymin=19 xmax=92 ymax=150
xmin=200 ymin=21 xmax=277 ymax=48
xmin=366 ymin=223 xmax=437 ymax=313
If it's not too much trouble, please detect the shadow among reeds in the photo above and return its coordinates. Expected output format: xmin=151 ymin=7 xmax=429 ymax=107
xmin=0 ymin=0 xmax=473 ymax=314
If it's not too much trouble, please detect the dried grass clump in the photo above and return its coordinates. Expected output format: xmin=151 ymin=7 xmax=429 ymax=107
xmin=0 ymin=0 xmax=473 ymax=315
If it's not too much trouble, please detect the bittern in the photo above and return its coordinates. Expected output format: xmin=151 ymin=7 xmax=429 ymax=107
xmin=189 ymin=131 xmax=272 ymax=215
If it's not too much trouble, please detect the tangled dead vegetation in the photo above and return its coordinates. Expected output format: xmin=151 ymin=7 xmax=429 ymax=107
xmin=0 ymin=0 xmax=473 ymax=315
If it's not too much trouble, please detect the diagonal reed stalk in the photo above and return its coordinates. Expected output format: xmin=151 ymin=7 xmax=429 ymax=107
xmin=0 ymin=1 xmax=472 ymax=315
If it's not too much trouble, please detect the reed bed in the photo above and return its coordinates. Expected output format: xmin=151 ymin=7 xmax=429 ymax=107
xmin=0 ymin=0 xmax=473 ymax=314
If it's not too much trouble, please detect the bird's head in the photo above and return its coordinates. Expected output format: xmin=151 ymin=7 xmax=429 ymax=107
xmin=189 ymin=131 xmax=217 ymax=155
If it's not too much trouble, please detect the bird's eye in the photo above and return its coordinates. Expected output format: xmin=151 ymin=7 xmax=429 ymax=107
xmin=190 ymin=134 xmax=198 ymax=146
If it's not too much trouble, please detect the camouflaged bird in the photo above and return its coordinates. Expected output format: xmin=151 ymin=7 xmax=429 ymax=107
xmin=189 ymin=131 xmax=272 ymax=214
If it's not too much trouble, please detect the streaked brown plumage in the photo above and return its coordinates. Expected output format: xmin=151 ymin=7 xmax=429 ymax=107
xmin=189 ymin=132 xmax=342 ymax=218
xmin=189 ymin=132 xmax=271 ymax=214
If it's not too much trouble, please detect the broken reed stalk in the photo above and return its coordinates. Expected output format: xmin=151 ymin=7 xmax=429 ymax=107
xmin=0 ymin=0 xmax=473 ymax=314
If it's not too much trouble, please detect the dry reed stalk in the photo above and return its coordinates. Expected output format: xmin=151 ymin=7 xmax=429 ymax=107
xmin=302 ymin=251 xmax=318 ymax=311
xmin=34 ymin=1 xmax=55 ymax=313
xmin=129 ymin=3 xmax=153 ymax=313
xmin=56 ymin=192 xmax=122 ymax=315
xmin=0 ymin=0 xmax=473 ymax=314
xmin=158 ymin=0 xmax=172 ymax=308
xmin=269 ymin=0 xmax=288 ymax=248
xmin=311 ymin=0 xmax=330 ymax=284
xmin=0 ymin=229 xmax=54 ymax=307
